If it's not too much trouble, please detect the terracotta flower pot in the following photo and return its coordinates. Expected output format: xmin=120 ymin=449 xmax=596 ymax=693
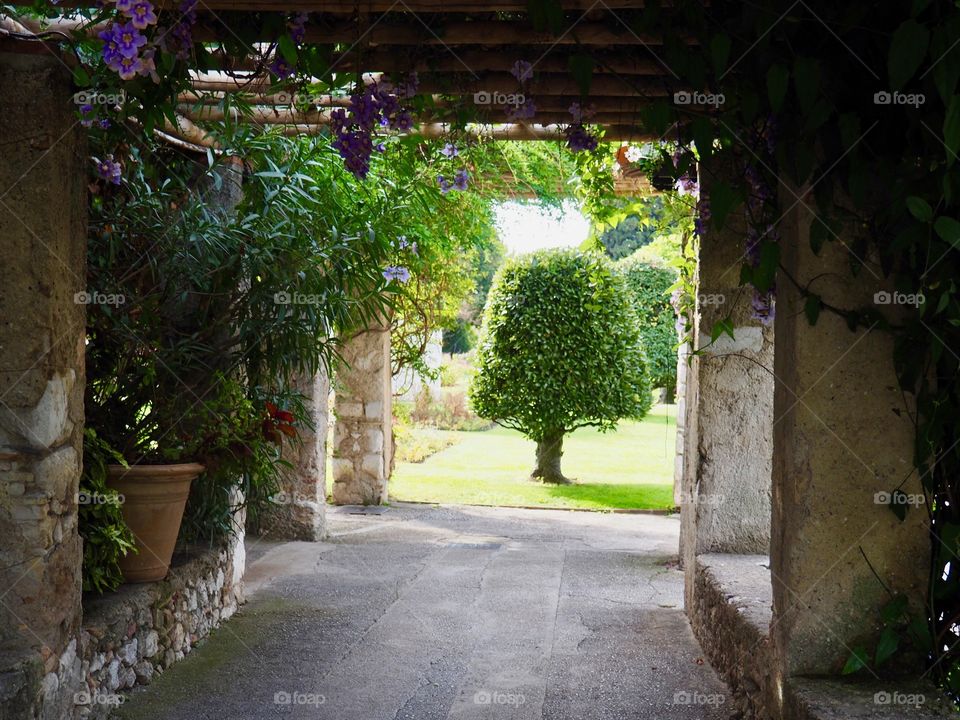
xmin=105 ymin=463 xmax=203 ymax=583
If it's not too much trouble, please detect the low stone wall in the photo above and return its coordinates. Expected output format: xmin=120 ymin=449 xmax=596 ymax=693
xmin=688 ymin=554 xmax=777 ymax=720
xmin=31 ymin=542 xmax=243 ymax=719
xmin=690 ymin=554 xmax=960 ymax=720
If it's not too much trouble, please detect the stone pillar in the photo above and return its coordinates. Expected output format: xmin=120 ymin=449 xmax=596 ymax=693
xmin=0 ymin=47 xmax=87 ymax=713
xmin=332 ymin=322 xmax=392 ymax=505
xmin=770 ymin=188 xmax=929 ymax=685
xmin=260 ymin=369 xmax=329 ymax=539
xmin=673 ymin=334 xmax=689 ymax=508
xmin=680 ymin=158 xmax=774 ymax=594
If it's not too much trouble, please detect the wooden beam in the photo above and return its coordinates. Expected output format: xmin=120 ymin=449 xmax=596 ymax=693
xmin=179 ymin=103 xmax=647 ymax=126
xmin=415 ymin=72 xmax=670 ymax=97
xmin=195 ymin=19 xmax=691 ymax=46
xmin=187 ymin=71 xmax=672 ymax=97
xmin=155 ymin=0 xmax=656 ymax=9
xmin=331 ymin=49 xmax=669 ymax=76
xmin=182 ymin=87 xmax=660 ymax=115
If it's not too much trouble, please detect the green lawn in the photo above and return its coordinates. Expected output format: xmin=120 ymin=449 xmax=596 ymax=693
xmin=387 ymin=404 xmax=678 ymax=511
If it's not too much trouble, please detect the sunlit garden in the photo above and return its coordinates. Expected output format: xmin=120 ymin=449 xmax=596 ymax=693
xmin=3 ymin=0 xmax=960 ymax=716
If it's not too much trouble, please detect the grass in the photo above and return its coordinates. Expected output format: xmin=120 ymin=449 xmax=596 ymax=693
xmin=387 ymin=403 xmax=678 ymax=511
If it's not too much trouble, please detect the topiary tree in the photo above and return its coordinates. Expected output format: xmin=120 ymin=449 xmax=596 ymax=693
xmin=469 ymin=249 xmax=652 ymax=483
xmin=616 ymin=253 xmax=679 ymax=400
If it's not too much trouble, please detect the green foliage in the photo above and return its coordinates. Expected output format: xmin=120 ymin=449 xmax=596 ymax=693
xmin=84 ymin=128 xmax=398 ymax=555
xmin=596 ymin=196 xmax=672 ymax=260
xmin=470 ymin=249 xmax=652 ymax=442
xmin=616 ymin=254 xmax=679 ymax=390
xmin=442 ymin=320 xmax=476 ymax=355
xmin=78 ymin=429 xmax=136 ymax=594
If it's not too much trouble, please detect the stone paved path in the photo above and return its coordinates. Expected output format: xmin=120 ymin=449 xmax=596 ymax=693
xmin=115 ymin=504 xmax=733 ymax=720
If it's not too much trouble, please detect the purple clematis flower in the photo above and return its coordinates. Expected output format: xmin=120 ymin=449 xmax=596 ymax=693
xmin=269 ymin=57 xmax=295 ymax=80
xmin=128 ymin=0 xmax=157 ymax=29
xmin=383 ymin=265 xmax=411 ymax=283
xmin=289 ymin=11 xmax=308 ymax=43
xmin=510 ymin=60 xmax=533 ymax=82
xmin=95 ymin=156 xmax=122 ymax=184
xmin=113 ymin=54 xmax=144 ymax=80
xmin=112 ymin=22 xmax=147 ymax=58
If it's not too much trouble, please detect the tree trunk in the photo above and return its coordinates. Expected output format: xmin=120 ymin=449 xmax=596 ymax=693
xmin=659 ymin=384 xmax=676 ymax=404
xmin=531 ymin=431 xmax=572 ymax=484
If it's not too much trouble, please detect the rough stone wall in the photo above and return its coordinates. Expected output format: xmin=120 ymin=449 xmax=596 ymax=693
xmin=331 ymin=324 xmax=392 ymax=505
xmin=258 ymin=369 xmax=329 ymax=540
xmin=673 ymin=336 xmax=689 ymax=508
xmin=0 ymin=48 xmax=88 ymax=718
xmin=681 ymin=158 xmax=774 ymax=602
xmin=57 ymin=544 xmax=241 ymax=719
xmin=688 ymin=555 xmax=776 ymax=720
xmin=771 ymin=186 xmax=930 ymax=683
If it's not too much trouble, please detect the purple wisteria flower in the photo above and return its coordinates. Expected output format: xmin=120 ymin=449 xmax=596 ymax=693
xmin=383 ymin=266 xmax=411 ymax=283
xmin=95 ymin=156 xmax=122 ymax=184
xmin=332 ymin=130 xmax=374 ymax=179
xmin=128 ymin=0 xmax=158 ymax=30
xmin=453 ymin=169 xmax=469 ymax=191
xmin=394 ymin=72 xmax=419 ymax=99
xmin=441 ymin=143 xmax=458 ymax=158
xmin=568 ymin=102 xmax=595 ymax=124
xmin=79 ymin=103 xmax=96 ymax=128
xmin=510 ymin=60 xmax=533 ymax=83
xmin=330 ymin=78 xmax=417 ymax=179
xmin=675 ymin=174 xmax=698 ymax=196
xmin=289 ymin=12 xmax=308 ymax=43
xmin=566 ymin=125 xmax=598 ymax=152
xmin=113 ymin=22 xmax=148 ymax=57
xmin=393 ymin=110 xmax=414 ymax=131
xmin=694 ymin=197 xmax=711 ymax=237
xmin=751 ymin=289 xmax=775 ymax=324
xmin=269 ymin=57 xmax=295 ymax=80
xmin=507 ymin=99 xmax=536 ymax=121
xmin=113 ymin=54 xmax=144 ymax=80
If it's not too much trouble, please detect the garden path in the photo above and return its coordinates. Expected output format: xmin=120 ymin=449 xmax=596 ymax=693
xmin=115 ymin=504 xmax=733 ymax=720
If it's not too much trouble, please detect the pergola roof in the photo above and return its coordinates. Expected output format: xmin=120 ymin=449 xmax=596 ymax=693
xmin=8 ymin=0 xmax=691 ymax=194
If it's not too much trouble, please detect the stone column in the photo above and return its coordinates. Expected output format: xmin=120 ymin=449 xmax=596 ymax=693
xmin=680 ymin=158 xmax=774 ymax=594
xmin=770 ymin=188 xmax=929 ymax=685
xmin=332 ymin=322 xmax=392 ymax=505
xmin=0 ymin=47 xmax=87 ymax=713
xmin=673 ymin=334 xmax=689 ymax=508
xmin=260 ymin=369 xmax=329 ymax=539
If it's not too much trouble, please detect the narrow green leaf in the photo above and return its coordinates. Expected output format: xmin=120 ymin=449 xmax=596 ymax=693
xmin=793 ymin=57 xmax=820 ymax=112
xmin=842 ymin=646 xmax=869 ymax=675
xmin=888 ymin=19 xmax=930 ymax=90
xmin=73 ymin=66 xmax=91 ymax=88
xmin=906 ymin=196 xmax=934 ymax=222
xmin=568 ymin=53 xmax=595 ymax=97
xmin=944 ymin=95 xmax=960 ymax=166
xmin=710 ymin=34 xmax=732 ymax=75
xmin=278 ymin=34 xmax=299 ymax=65
xmin=874 ymin=627 xmax=900 ymax=666
xmin=766 ymin=64 xmax=789 ymax=112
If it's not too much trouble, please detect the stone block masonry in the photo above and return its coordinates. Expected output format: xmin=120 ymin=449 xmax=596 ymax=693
xmin=0 ymin=46 xmax=88 ymax=720
xmin=332 ymin=322 xmax=392 ymax=505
